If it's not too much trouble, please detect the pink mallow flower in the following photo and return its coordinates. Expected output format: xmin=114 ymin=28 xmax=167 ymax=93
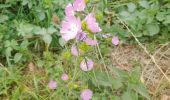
xmin=73 ymin=0 xmax=86 ymax=11
xmin=112 ymin=36 xmax=119 ymax=46
xmin=80 ymin=89 xmax=93 ymax=100
xmin=60 ymin=16 xmax=82 ymax=41
xmin=65 ymin=3 xmax=75 ymax=17
xmin=48 ymin=80 xmax=57 ymax=89
xmin=76 ymin=32 xmax=87 ymax=41
xmin=61 ymin=73 xmax=69 ymax=81
xmin=84 ymin=37 xmax=98 ymax=46
xmin=71 ymin=44 xmax=79 ymax=56
xmin=80 ymin=59 xmax=93 ymax=71
xmin=85 ymin=13 xmax=102 ymax=33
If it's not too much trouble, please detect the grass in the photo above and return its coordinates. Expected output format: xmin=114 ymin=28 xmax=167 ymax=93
xmin=0 ymin=0 xmax=170 ymax=100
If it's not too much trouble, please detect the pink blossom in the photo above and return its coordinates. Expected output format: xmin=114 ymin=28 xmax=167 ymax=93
xmin=84 ymin=37 xmax=98 ymax=46
xmin=65 ymin=3 xmax=75 ymax=17
xmin=112 ymin=36 xmax=119 ymax=45
xmin=80 ymin=89 xmax=93 ymax=100
xmin=73 ymin=0 xmax=86 ymax=11
xmin=76 ymin=32 xmax=87 ymax=41
xmin=71 ymin=44 xmax=79 ymax=56
xmin=60 ymin=16 xmax=82 ymax=41
xmin=61 ymin=73 xmax=69 ymax=81
xmin=85 ymin=13 xmax=102 ymax=33
xmin=80 ymin=59 xmax=93 ymax=71
xmin=48 ymin=80 xmax=57 ymax=89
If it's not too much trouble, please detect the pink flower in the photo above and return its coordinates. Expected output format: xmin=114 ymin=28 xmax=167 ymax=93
xmin=71 ymin=44 xmax=79 ymax=56
xmin=65 ymin=3 xmax=75 ymax=17
xmin=112 ymin=36 xmax=119 ymax=45
xmin=80 ymin=59 xmax=93 ymax=71
xmin=61 ymin=73 xmax=69 ymax=81
xmin=80 ymin=89 xmax=93 ymax=100
xmin=76 ymin=32 xmax=87 ymax=41
xmin=85 ymin=13 xmax=102 ymax=33
xmin=60 ymin=16 xmax=82 ymax=41
xmin=48 ymin=80 xmax=57 ymax=89
xmin=73 ymin=0 xmax=86 ymax=11
xmin=84 ymin=37 xmax=98 ymax=46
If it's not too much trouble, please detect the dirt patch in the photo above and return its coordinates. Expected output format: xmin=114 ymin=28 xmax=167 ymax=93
xmin=111 ymin=43 xmax=170 ymax=99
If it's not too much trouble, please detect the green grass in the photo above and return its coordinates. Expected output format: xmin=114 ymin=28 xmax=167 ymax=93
xmin=1 ymin=0 xmax=170 ymax=99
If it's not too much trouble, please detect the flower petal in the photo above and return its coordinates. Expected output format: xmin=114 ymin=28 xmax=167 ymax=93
xmin=65 ymin=3 xmax=75 ymax=17
xmin=60 ymin=16 xmax=82 ymax=41
xmin=71 ymin=44 xmax=79 ymax=56
xmin=80 ymin=59 xmax=93 ymax=71
xmin=84 ymin=37 xmax=98 ymax=46
xmin=80 ymin=89 xmax=93 ymax=100
xmin=61 ymin=73 xmax=69 ymax=81
xmin=112 ymin=36 xmax=119 ymax=45
xmin=48 ymin=80 xmax=57 ymax=89
xmin=76 ymin=32 xmax=87 ymax=41
xmin=73 ymin=0 xmax=86 ymax=11
xmin=85 ymin=13 xmax=102 ymax=33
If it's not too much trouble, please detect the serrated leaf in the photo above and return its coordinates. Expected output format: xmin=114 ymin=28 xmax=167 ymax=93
xmin=14 ymin=53 xmax=22 ymax=63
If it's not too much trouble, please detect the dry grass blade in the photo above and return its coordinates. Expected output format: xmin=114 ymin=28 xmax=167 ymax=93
xmin=116 ymin=16 xmax=170 ymax=84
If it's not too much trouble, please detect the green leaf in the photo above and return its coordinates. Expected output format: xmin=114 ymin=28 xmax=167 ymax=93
xmin=92 ymin=71 xmax=112 ymax=87
xmin=163 ymin=15 xmax=170 ymax=24
xmin=0 ymin=15 xmax=9 ymax=23
xmin=47 ymin=26 xmax=57 ymax=34
xmin=139 ymin=0 xmax=149 ymax=9
xmin=119 ymin=11 xmax=130 ymax=17
xmin=156 ymin=12 xmax=165 ymax=21
xmin=134 ymin=83 xmax=150 ymax=99
xmin=17 ymin=23 xmax=34 ymax=36
xmin=127 ymin=3 xmax=136 ymax=12
xmin=22 ymin=0 xmax=29 ymax=5
xmin=42 ymin=34 xmax=52 ymax=44
xmin=59 ymin=38 xmax=66 ymax=47
xmin=37 ymin=12 xmax=45 ymax=21
xmin=112 ymin=78 xmax=123 ymax=89
xmin=122 ymin=92 xmax=133 ymax=100
xmin=146 ymin=23 xmax=160 ymax=36
xmin=34 ymin=27 xmax=46 ymax=35
xmin=5 ymin=47 xmax=13 ymax=57
xmin=14 ymin=53 xmax=23 ymax=63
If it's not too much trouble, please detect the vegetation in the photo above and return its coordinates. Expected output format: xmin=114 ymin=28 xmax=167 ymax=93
xmin=0 ymin=0 xmax=169 ymax=99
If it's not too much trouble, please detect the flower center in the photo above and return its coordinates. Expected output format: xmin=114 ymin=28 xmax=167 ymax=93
xmin=70 ymin=23 xmax=78 ymax=33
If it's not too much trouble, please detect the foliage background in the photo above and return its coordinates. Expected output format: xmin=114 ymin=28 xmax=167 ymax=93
xmin=0 ymin=0 xmax=170 ymax=99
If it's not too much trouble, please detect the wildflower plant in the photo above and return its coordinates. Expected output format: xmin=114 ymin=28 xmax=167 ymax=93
xmin=60 ymin=0 xmax=102 ymax=71
xmin=0 ymin=0 xmax=153 ymax=99
xmin=58 ymin=0 xmax=150 ymax=100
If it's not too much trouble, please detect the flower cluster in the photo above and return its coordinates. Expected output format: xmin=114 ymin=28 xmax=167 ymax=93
xmin=59 ymin=0 xmax=120 ymax=99
xmin=60 ymin=0 xmax=102 ymax=73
